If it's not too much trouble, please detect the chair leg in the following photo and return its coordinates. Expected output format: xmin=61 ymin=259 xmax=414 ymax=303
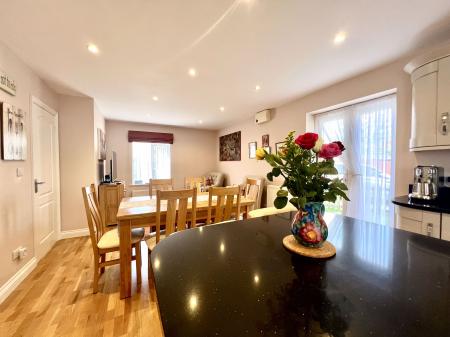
xmin=93 ymin=257 xmax=100 ymax=294
xmin=135 ymin=242 xmax=142 ymax=284
xmin=147 ymin=249 xmax=152 ymax=278
xmin=100 ymin=254 xmax=106 ymax=274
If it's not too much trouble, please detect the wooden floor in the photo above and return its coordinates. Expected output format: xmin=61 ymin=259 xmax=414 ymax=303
xmin=0 ymin=237 xmax=164 ymax=337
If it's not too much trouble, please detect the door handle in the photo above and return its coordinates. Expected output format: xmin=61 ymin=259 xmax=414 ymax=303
xmin=426 ymin=223 xmax=433 ymax=237
xmin=441 ymin=112 xmax=448 ymax=135
xmin=34 ymin=179 xmax=45 ymax=193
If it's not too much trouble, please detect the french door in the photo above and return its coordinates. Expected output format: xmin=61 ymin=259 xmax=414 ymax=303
xmin=314 ymin=94 xmax=396 ymax=226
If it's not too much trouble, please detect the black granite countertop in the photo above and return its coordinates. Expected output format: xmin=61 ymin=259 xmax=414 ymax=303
xmin=151 ymin=213 xmax=450 ymax=337
xmin=393 ymin=195 xmax=450 ymax=214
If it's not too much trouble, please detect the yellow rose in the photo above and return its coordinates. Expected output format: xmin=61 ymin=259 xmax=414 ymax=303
xmin=313 ymin=136 xmax=323 ymax=153
xmin=255 ymin=148 xmax=266 ymax=160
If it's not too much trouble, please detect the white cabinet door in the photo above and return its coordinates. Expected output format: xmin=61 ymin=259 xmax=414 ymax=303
xmin=394 ymin=206 xmax=422 ymax=234
xmin=437 ymin=57 xmax=450 ymax=145
xmin=410 ymin=62 xmax=438 ymax=149
xmin=441 ymin=213 xmax=450 ymax=241
xmin=421 ymin=211 xmax=441 ymax=239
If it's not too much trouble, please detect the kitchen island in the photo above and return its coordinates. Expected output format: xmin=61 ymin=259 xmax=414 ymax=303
xmin=151 ymin=212 xmax=450 ymax=337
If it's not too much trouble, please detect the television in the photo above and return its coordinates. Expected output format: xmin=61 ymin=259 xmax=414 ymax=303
xmin=110 ymin=151 xmax=117 ymax=183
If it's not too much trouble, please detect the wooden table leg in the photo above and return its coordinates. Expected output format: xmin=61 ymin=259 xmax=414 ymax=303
xmin=119 ymin=219 xmax=132 ymax=299
xmin=243 ymin=205 xmax=249 ymax=220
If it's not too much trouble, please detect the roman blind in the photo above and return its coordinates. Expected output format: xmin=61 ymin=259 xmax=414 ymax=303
xmin=128 ymin=130 xmax=174 ymax=144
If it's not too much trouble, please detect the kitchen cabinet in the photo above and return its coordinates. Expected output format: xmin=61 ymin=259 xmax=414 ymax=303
xmin=394 ymin=206 xmax=440 ymax=239
xmin=441 ymin=213 xmax=450 ymax=241
xmin=407 ymin=53 xmax=450 ymax=151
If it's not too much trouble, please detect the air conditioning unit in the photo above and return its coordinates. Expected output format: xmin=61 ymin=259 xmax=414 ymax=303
xmin=255 ymin=109 xmax=272 ymax=124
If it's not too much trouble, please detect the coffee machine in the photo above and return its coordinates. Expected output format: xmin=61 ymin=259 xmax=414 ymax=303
xmin=409 ymin=166 xmax=443 ymax=200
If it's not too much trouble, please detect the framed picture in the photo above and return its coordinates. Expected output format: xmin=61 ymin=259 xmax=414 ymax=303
xmin=275 ymin=142 xmax=285 ymax=155
xmin=97 ymin=128 xmax=106 ymax=160
xmin=263 ymin=146 xmax=271 ymax=154
xmin=219 ymin=131 xmax=241 ymax=161
xmin=248 ymin=141 xmax=257 ymax=159
xmin=262 ymin=134 xmax=269 ymax=147
xmin=1 ymin=102 xmax=26 ymax=161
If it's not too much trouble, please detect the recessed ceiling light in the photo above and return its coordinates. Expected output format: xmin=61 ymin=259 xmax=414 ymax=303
xmin=188 ymin=68 xmax=197 ymax=77
xmin=219 ymin=106 xmax=225 ymax=112
xmin=87 ymin=43 xmax=99 ymax=54
xmin=152 ymin=96 xmax=159 ymax=101
xmin=198 ymin=120 xmax=203 ymax=124
xmin=255 ymin=85 xmax=261 ymax=91
xmin=333 ymin=31 xmax=347 ymax=45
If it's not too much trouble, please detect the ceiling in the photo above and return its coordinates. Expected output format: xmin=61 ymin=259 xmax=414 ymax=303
xmin=0 ymin=0 xmax=449 ymax=129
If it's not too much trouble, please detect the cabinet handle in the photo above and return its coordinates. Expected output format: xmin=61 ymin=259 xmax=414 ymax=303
xmin=426 ymin=223 xmax=433 ymax=236
xmin=441 ymin=112 xmax=448 ymax=135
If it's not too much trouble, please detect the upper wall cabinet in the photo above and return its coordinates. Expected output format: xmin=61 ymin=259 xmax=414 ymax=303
xmin=406 ymin=49 xmax=450 ymax=151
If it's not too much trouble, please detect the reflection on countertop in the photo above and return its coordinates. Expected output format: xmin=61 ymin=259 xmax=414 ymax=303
xmin=393 ymin=195 xmax=450 ymax=214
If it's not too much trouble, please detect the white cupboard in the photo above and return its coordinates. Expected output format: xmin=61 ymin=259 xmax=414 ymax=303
xmin=407 ymin=53 xmax=450 ymax=151
xmin=394 ymin=206 xmax=441 ymax=239
xmin=441 ymin=213 xmax=450 ymax=241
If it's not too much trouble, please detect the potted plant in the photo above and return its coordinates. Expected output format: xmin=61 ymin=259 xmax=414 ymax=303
xmin=256 ymin=131 xmax=349 ymax=248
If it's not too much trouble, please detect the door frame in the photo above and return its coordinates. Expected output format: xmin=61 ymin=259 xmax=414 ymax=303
xmin=31 ymin=96 xmax=61 ymax=260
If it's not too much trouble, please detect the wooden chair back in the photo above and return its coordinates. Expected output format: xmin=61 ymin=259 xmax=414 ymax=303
xmin=206 ymin=185 xmax=241 ymax=225
xmin=82 ymin=184 xmax=104 ymax=252
xmin=244 ymin=178 xmax=261 ymax=210
xmin=155 ymin=188 xmax=197 ymax=244
xmin=185 ymin=176 xmax=205 ymax=190
xmin=149 ymin=178 xmax=173 ymax=197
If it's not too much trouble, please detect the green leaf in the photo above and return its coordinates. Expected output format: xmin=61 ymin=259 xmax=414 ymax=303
xmin=274 ymin=196 xmax=288 ymax=209
xmin=277 ymin=189 xmax=288 ymax=197
xmin=266 ymin=172 xmax=273 ymax=181
xmin=272 ymin=167 xmax=281 ymax=177
xmin=289 ymin=197 xmax=299 ymax=209
xmin=299 ymin=196 xmax=307 ymax=209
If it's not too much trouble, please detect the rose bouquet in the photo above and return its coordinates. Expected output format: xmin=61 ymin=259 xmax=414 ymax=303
xmin=256 ymin=131 xmax=349 ymax=247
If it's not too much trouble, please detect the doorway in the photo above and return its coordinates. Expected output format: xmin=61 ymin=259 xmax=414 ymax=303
xmin=32 ymin=97 xmax=60 ymax=260
xmin=314 ymin=93 xmax=397 ymax=226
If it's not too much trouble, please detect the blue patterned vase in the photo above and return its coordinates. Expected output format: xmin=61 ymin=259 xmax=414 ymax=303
xmin=291 ymin=202 xmax=328 ymax=248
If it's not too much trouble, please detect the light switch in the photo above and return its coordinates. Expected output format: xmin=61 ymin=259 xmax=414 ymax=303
xmin=16 ymin=167 xmax=24 ymax=177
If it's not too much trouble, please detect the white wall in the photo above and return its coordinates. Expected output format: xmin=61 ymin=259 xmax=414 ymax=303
xmin=217 ymin=56 xmax=441 ymax=197
xmin=0 ymin=42 xmax=59 ymax=288
xmin=106 ymin=120 xmax=217 ymax=190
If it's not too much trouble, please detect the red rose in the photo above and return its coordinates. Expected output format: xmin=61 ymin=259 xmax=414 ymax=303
xmin=295 ymin=133 xmax=319 ymax=150
xmin=332 ymin=141 xmax=345 ymax=152
xmin=318 ymin=143 xmax=342 ymax=159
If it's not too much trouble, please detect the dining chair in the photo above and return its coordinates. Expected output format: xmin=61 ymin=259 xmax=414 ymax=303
xmin=82 ymin=184 xmax=144 ymax=293
xmin=149 ymin=178 xmax=173 ymax=198
xmin=206 ymin=185 xmax=241 ymax=225
xmin=243 ymin=178 xmax=261 ymax=211
xmin=185 ymin=176 xmax=205 ymax=190
xmin=146 ymin=188 xmax=197 ymax=270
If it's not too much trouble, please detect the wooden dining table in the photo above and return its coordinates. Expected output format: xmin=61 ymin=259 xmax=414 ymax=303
xmin=116 ymin=192 xmax=255 ymax=299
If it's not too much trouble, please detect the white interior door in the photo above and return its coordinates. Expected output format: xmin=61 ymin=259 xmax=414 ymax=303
xmin=32 ymin=98 xmax=60 ymax=260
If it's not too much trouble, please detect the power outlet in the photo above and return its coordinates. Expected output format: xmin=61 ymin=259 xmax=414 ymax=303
xmin=11 ymin=246 xmax=28 ymax=260
xmin=11 ymin=248 xmax=20 ymax=260
xmin=19 ymin=247 xmax=27 ymax=259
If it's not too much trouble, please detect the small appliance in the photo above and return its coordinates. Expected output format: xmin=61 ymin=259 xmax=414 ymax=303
xmin=409 ymin=166 xmax=443 ymax=200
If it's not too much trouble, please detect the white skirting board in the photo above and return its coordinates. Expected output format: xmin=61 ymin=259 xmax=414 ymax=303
xmin=58 ymin=228 xmax=90 ymax=240
xmin=0 ymin=257 xmax=37 ymax=304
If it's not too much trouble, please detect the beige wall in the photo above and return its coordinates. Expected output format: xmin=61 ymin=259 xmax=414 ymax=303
xmin=94 ymin=103 xmax=105 ymax=185
xmin=58 ymin=96 xmax=96 ymax=232
xmin=105 ymin=120 xmax=217 ymax=190
xmin=0 ymin=42 xmax=59 ymax=287
xmin=217 ymin=56 xmax=446 ymax=197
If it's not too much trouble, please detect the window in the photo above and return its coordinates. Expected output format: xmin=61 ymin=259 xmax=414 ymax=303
xmin=131 ymin=142 xmax=171 ymax=185
xmin=314 ymin=94 xmax=396 ymax=226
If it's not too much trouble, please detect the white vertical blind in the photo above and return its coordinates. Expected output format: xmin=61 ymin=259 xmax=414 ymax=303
xmin=315 ymin=94 xmax=396 ymax=226
xmin=132 ymin=142 xmax=171 ymax=185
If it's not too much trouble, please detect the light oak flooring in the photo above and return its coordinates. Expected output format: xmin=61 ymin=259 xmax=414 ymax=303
xmin=0 ymin=237 xmax=164 ymax=337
